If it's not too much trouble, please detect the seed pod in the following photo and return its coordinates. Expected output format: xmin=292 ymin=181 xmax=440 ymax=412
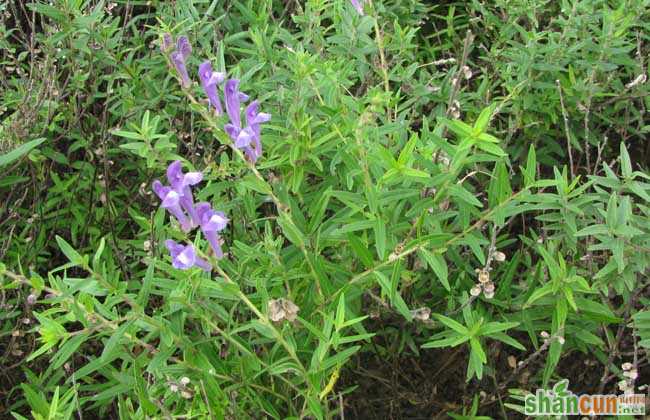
xmin=478 ymin=270 xmax=490 ymax=283
xmin=410 ymin=307 xmax=431 ymax=321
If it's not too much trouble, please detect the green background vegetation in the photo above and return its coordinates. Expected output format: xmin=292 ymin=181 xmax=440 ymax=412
xmin=1 ymin=0 xmax=649 ymax=418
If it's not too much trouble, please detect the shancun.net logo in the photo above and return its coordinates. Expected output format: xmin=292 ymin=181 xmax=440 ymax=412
xmin=525 ymin=380 xmax=646 ymax=416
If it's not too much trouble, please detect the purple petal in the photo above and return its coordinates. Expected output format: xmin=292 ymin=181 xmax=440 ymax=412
xmin=224 ymin=123 xmax=240 ymax=142
xmin=166 ymin=160 xmax=183 ymax=187
xmin=195 ymin=202 xmax=212 ymax=220
xmin=245 ymin=101 xmax=259 ymax=120
xmin=208 ymin=211 xmax=229 ymax=231
xmin=153 ymin=180 xmax=191 ymax=231
xmin=224 ymin=79 xmax=243 ymax=129
xmin=243 ymin=146 xmax=260 ymax=164
xmin=161 ymin=33 xmax=173 ymax=53
xmin=196 ymin=202 xmax=229 ymax=232
xmin=205 ymin=230 xmax=224 ymax=259
xmin=165 ymin=241 xmax=211 ymax=271
xmin=193 ymin=256 xmax=212 ymax=271
xmin=182 ymin=171 xmax=203 ymax=186
xmin=165 ymin=239 xmax=184 ymax=258
xmin=152 ymin=180 xmax=165 ymax=198
xmin=179 ymin=188 xmax=199 ymax=228
xmin=176 ymin=36 xmax=192 ymax=60
xmin=166 ymin=161 xmax=202 ymax=192
xmin=198 ymin=61 xmax=225 ymax=115
xmin=253 ymin=112 xmax=271 ymax=125
xmin=175 ymin=245 xmax=196 ymax=268
xmin=234 ymin=128 xmax=253 ymax=149
xmin=161 ymin=189 xmax=181 ymax=208
xmin=171 ymin=51 xmax=191 ymax=88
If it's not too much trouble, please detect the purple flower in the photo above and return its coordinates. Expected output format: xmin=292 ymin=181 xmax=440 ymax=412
xmin=350 ymin=0 xmax=364 ymax=15
xmin=224 ymin=79 xmax=249 ymax=129
xmin=198 ymin=61 xmax=226 ymax=115
xmin=165 ymin=240 xmax=211 ymax=271
xmin=170 ymin=36 xmax=192 ymax=88
xmin=152 ymin=180 xmax=192 ymax=232
xmin=166 ymin=160 xmax=202 ymax=228
xmin=196 ymin=203 xmax=229 ymax=259
xmin=223 ymin=80 xmax=270 ymax=164
xmin=161 ymin=33 xmax=173 ymax=53
xmin=244 ymin=101 xmax=271 ymax=163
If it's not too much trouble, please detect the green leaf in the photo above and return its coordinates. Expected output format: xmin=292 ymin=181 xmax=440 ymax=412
xmin=433 ymin=314 xmax=468 ymax=335
xmin=321 ymin=345 xmax=360 ymax=370
xmin=92 ymin=237 xmax=106 ymax=270
xmin=133 ymin=364 xmax=157 ymax=415
xmin=418 ymin=249 xmax=450 ymax=291
xmin=240 ymin=174 xmax=273 ymax=195
xmin=524 ymin=282 xmax=555 ymax=307
xmin=402 ymin=167 xmax=431 ymax=178
xmin=479 ymin=321 xmax=519 ymax=335
xmin=620 ymin=142 xmax=632 ymax=178
xmin=308 ymin=187 xmax=332 ymax=233
xmin=489 ymin=332 xmax=526 ymax=350
xmin=575 ymin=224 xmax=609 ymax=237
xmin=473 ymin=104 xmax=496 ymax=133
xmin=112 ymin=129 xmax=142 ymax=140
xmin=422 ymin=333 xmax=469 ymax=348
xmin=449 ymin=184 xmax=483 ymax=207
xmin=375 ymin=272 xmax=412 ymax=321
xmin=443 ymin=118 xmax=473 ymax=138
xmin=335 ymin=293 xmax=346 ymax=330
xmin=469 ymin=337 xmax=486 ymax=363
xmin=101 ymin=320 xmax=134 ymax=362
xmin=373 ymin=217 xmax=387 ymax=261
xmin=55 ymin=235 xmax=84 ymax=267
xmin=606 ymin=194 xmax=618 ymax=229
xmin=0 ymin=138 xmax=46 ymax=167
xmin=277 ymin=214 xmax=305 ymax=247
xmin=347 ymin=233 xmax=374 ymax=269
xmin=524 ymin=144 xmax=536 ymax=186
xmin=475 ymin=141 xmax=507 ymax=157
xmin=397 ymin=134 xmax=418 ymax=166
xmin=20 ymin=384 xmax=49 ymax=417
xmin=51 ymin=333 xmax=88 ymax=370
xmin=576 ymin=298 xmax=621 ymax=323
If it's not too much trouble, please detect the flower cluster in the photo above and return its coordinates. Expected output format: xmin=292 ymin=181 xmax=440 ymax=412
xmin=161 ymin=34 xmax=271 ymax=164
xmin=470 ymin=251 xmax=506 ymax=299
xmin=619 ymin=362 xmax=639 ymax=395
xmin=153 ymin=161 xmax=229 ymax=271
